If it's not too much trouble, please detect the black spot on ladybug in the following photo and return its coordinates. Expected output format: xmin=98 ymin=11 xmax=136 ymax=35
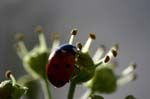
xmin=66 ymin=64 xmax=71 ymax=68
xmin=53 ymin=64 xmax=59 ymax=69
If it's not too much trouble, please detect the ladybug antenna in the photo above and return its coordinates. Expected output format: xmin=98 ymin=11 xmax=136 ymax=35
xmin=93 ymin=45 xmax=105 ymax=64
xmin=51 ymin=33 xmax=60 ymax=51
xmin=76 ymin=42 xmax=83 ymax=51
xmin=117 ymin=73 xmax=137 ymax=86
xmin=121 ymin=63 xmax=137 ymax=76
xmin=35 ymin=25 xmax=47 ymax=51
xmin=15 ymin=33 xmax=28 ymax=58
xmin=82 ymin=33 xmax=96 ymax=53
xmin=5 ymin=70 xmax=16 ymax=86
xmin=69 ymin=28 xmax=77 ymax=44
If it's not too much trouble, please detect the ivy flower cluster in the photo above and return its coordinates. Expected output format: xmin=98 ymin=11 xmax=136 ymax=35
xmin=0 ymin=26 xmax=136 ymax=99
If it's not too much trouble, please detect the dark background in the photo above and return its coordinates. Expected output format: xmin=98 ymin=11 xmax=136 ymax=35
xmin=0 ymin=0 xmax=149 ymax=99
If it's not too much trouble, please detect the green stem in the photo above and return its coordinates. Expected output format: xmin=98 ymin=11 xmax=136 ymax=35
xmin=68 ymin=81 xmax=76 ymax=99
xmin=41 ymin=79 xmax=52 ymax=99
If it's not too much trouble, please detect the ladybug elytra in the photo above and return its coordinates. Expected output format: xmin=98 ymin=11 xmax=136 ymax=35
xmin=46 ymin=44 xmax=77 ymax=87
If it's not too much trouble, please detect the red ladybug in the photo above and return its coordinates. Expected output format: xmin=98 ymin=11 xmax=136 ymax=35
xmin=46 ymin=44 xmax=77 ymax=87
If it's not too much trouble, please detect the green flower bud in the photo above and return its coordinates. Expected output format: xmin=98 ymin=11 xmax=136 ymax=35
xmin=72 ymin=52 xmax=95 ymax=84
xmin=0 ymin=71 xmax=28 ymax=99
xmin=86 ymin=66 xmax=117 ymax=93
xmin=88 ymin=95 xmax=104 ymax=99
xmin=71 ymin=33 xmax=97 ymax=84
xmin=24 ymin=51 xmax=49 ymax=79
xmin=15 ymin=26 xmax=49 ymax=79
xmin=125 ymin=95 xmax=136 ymax=99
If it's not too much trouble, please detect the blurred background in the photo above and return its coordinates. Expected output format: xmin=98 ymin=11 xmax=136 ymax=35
xmin=0 ymin=0 xmax=149 ymax=99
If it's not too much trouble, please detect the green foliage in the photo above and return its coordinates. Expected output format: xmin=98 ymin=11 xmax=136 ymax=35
xmin=72 ymin=52 xmax=95 ymax=84
xmin=86 ymin=67 xmax=117 ymax=93
xmin=0 ymin=80 xmax=28 ymax=99
xmin=27 ymin=51 xmax=49 ymax=79
xmin=5 ymin=27 xmax=136 ymax=99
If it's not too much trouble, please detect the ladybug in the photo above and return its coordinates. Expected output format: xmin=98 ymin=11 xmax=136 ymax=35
xmin=46 ymin=44 xmax=77 ymax=87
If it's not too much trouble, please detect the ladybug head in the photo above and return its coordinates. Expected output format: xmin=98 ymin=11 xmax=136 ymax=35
xmin=56 ymin=44 xmax=77 ymax=55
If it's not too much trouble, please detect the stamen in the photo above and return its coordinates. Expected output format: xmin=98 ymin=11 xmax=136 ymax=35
xmin=35 ymin=25 xmax=43 ymax=34
xmin=35 ymin=26 xmax=47 ymax=51
xmin=76 ymin=42 xmax=83 ymax=51
xmin=93 ymin=45 xmax=105 ymax=63
xmin=104 ymin=56 xmax=110 ymax=63
xmin=122 ymin=63 xmax=137 ymax=76
xmin=15 ymin=44 xmax=24 ymax=59
xmin=5 ymin=70 xmax=16 ymax=86
xmin=117 ymin=73 xmax=136 ymax=86
xmin=51 ymin=33 xmax=60 ymax=40
xmin=15 ymin=33 xmax=24 ymax=41
xmin=51 ymin=33 xmax=60 ymax=51
xmin=82 ymin=33 xmax=96 ymax=53
xmin=5 ymin=70 xmax=12 ymax=79
xmin=15 ymin=34 xmax=28 ymax=55
xmin=89 ymin=33 xmax=96 ymax=40
xmin=69 ymin=28 xmax=77 ymax=44
xmin=103 ymin=44 xmax=119 ymax=63
xmin=95 ymin=44 xmax=118 ymax=66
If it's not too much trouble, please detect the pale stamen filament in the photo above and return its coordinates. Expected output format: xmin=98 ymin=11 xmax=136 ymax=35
xmin=51 ymin=33 xmax=60 ymax=51
xmin=35 ymin=26 xmax=47 ymax=51
xmin=69 ymin=28 xmax=77 ymax=44
xmin=121 ymin=63 xmax=136 ymax=76
xmin=117 ymin=73 xmax=136 ymax=86
xmin=93 ymin=45 xmax=105 ymax=63
xmin=82 ymin=33 xmax=96 ymax=53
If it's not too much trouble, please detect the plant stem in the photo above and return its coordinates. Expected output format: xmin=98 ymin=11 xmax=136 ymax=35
xmin=68 ymin=81 xmax=76 ymax=99
xmin=41 ymin=79 xmax=52 ymax=99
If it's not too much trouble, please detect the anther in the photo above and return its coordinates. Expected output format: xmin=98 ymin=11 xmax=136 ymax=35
xmin=89 ymin=33 xmax=96 ymax=40
xmin=131 ymin=63 xmax=137 ymax=69
xmin=113 ymin=44 xmax=119 ymax=50
xmin=69 ymin=28 xmax=78 ymax=44
xmin=82 ymin=33 xmax=96 ymax=53
xmin=15 ymin=33 xmax=24 ymax=41
xmin=5 ymin=70 xmax=12 ymax=79
xmin=51 ymin=33 xmax=60 ymax=40
xmin=71 ymin=28 xmax=78 ymax=35
xmin=76 ymin=42 xmax=83 ymax=50
xmin=111 ymin=49 xmax=117 ymax=57
xmin=35 ymin=25 xmax=43 ymax=34
xmin=104 ymin=55 xmax=110 ymax=63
